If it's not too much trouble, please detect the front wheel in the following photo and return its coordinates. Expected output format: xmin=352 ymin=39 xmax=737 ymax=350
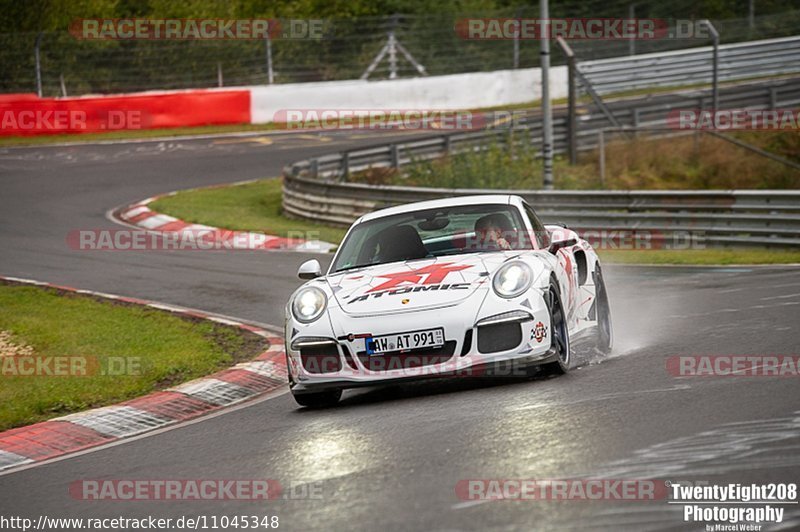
xmin=592 ymin=266 xmax=613 ymax=354
xmin=541 ymin=278 xmax=571 ymax=376
xmin=292 ymin=389 xmax=342 ymax=408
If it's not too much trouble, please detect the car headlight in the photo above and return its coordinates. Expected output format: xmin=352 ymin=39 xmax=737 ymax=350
xmin=492 ymin=261 xmax=533 ymax=298
xmin=292 ymin=286 xmax=327 ymax=323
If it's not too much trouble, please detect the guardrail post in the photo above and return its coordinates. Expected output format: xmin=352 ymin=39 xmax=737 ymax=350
xmin=699 ymin=20 xmax=719 ymax=112
xmin=540 ymin=0 xmax=554 ymax=190
xmin=632 ymin=108 xmax=640 ymax=138
xmin=598 ymin=129 xmax=606 ymax=187
xmin=390 ymin=144 xmax=400 ymax=168
xmin=512 ymin=7 xmax=521 ymax=69
xmin=444 ymin=134 xmax=452 ymax=155
xmin=265 ymin=33 xmax=274 ymax=84
xmin=310 ymin=159 xmax=319 ymax=179
xmin=34 ymin=32 xmax=43 ymax=97
xmin=557 ymin=37 xmax=577 ymax=166
xmin=711 ymin=31 xmax=719 ymax=112
xmin=628 ymin=4 xmax=636 ymax=56
xmin=567 ymin=63 xmax=577 ymax=165
xmin=769 ymin=87 xmax=778 ymax=109
xmin=341 ymin=152 xmax=350 ymax=181
xmin=388 ymin=31 xmax=398 ymax=80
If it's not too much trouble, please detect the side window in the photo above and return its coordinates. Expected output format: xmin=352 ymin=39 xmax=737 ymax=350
xmin=523 ymin=203 xmax=550 ymax=249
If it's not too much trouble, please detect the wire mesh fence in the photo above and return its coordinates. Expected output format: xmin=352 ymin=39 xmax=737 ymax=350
xmin=1 ymin=4 xmax=799 ymax=96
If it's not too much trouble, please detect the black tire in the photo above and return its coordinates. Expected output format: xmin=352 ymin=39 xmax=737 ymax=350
xmin=292 ymin=389 xmax=342 ymax=408
xmin=592 ymin=266 xmax=613 ymax=354
xmin=541 ymin=277 xmax=571 ymax=376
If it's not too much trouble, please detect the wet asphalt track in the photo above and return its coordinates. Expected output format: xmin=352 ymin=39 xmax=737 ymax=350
xmin=0 ymin=133 xmax=799 ymax=531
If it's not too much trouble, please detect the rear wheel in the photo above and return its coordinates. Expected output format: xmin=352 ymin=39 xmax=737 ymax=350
xmin=541 ymin=278 xmax=571 ymax=376
xmin=292 ymin=389 xmax=342 ymax=408
xmin=592 ymin=266 xmax=613 ymax=354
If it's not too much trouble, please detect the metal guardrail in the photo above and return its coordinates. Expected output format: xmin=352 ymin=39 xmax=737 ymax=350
xmin=282 ymin=77 xmax=800 ymax=249
xmin=578 ymin=36 xmax=800 ymax=96
xmin=282 ymin=177 xmax=800 ymax=247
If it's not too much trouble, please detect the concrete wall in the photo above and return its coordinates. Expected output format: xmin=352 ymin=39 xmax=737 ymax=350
xmin=249 ymin=66 xmax=568 ymax=124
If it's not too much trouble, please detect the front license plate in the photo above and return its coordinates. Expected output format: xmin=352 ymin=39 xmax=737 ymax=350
xmin=366 ymin=328 xmax=445 ymax=355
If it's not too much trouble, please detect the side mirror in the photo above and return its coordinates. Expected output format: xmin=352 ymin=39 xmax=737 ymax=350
xmin=548 ymin=238 xmax=578 ymax=255
xmin=298 ymin=259 xmax=322 ymax=280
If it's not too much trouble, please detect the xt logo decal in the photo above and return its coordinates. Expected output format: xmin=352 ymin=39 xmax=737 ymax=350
xmin=367 ymin=263 xmax=472 ymax=293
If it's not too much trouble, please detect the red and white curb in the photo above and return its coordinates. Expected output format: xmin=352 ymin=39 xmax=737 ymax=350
xmin=0 ymin=276 xmax=288 ymax=473
xmin=116 ymin=193 xmax=335 ymax=253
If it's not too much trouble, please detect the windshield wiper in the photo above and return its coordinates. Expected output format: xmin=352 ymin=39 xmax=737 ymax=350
xmin=432 ymin=249 xmax=484 ymax=256
xmin=333 ymin=254 xmax=434 ymax=274
xmin=332 ymin=264 xmax=372 ymax=274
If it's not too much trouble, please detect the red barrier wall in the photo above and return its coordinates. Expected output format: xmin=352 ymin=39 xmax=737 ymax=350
xmin=0 ymin=90 xmax=250 ymax=136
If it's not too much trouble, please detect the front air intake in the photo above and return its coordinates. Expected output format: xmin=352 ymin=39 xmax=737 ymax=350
xmin=460 ymin=329 xmax=473 ymax=356
xmin=300 ymin=345 xmax=342 ymax=374
xmin=477 ymin=322 xmax=522 ymax=354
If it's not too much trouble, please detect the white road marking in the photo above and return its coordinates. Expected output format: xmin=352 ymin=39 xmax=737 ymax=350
xmin=760 ymin=292 xmax=800 ymax=301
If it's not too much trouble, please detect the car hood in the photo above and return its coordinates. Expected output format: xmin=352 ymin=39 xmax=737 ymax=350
xmin=327 ymin=254 xmax=495 ymax=317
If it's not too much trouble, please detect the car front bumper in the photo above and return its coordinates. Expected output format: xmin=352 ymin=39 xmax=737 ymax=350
xmin=286 ymin=290 xmax=555 ymax=395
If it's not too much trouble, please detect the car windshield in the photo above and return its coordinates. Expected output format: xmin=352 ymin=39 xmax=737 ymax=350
xmin=330 ymin=204 xmax=533 ymax=273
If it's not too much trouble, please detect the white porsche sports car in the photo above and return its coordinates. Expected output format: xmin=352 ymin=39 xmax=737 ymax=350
xmin=285 ymin=195 xmax=612 ymax=407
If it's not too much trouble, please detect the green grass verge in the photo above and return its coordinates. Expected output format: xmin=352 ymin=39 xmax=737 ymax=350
xmin=0 ymin=282 xmax=265 ymax=431
xmin=150 ymin=179 xmax=348 ymax=245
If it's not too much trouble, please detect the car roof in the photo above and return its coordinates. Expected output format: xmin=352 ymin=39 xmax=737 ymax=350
xmin=358 ymin=194 xmax=522 ymax=223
